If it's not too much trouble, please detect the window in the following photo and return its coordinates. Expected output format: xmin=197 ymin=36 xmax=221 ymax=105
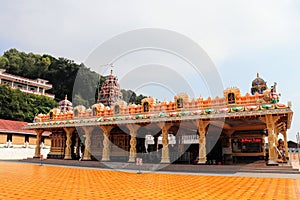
xmin=29 ymin=86 xmax=37 ymax=91
xmin=2 ymin=80 xmax=12 ymax=86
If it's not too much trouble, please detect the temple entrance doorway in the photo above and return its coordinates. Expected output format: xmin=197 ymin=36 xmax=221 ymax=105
xmin=109 ymin=126 xmax=130 ymax=162
xmin=207 ymin=139 xmax=222 ymax=165
xmin=71 ymin=131 xmax=80 ymax=160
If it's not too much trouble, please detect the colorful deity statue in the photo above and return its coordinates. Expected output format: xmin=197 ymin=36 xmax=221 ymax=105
xmin=262 ymin=82 xmax=280 ymax=104
xmin=270 ymin=82 xmax=280 ymax=103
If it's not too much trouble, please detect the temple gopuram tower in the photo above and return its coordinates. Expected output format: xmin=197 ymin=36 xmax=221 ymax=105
xmin=97 ymin=70 xmax=123 ymax=107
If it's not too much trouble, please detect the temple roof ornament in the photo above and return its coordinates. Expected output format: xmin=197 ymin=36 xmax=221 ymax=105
xmin=58 ymin=95 xmax=73 ymax=113
xmin=251 ymin=72 xmax=267 ymax=95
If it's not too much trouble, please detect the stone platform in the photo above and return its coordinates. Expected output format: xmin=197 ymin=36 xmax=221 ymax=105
xmin=19 ymin=158 xmax=300 ymax=174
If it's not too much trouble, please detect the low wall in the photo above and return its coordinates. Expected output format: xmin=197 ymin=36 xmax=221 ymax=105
xmin=0 ymin=147 xmax=50 ymax=160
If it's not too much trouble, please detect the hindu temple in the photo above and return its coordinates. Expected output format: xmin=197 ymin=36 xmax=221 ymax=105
xmin=24 ymin=71 xmax=293 ymax=166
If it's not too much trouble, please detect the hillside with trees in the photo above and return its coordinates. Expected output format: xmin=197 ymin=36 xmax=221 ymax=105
xmin=0 ymin=48 xmax=146 ymax=122
xmin=0 ymin=85 xmax=57 ymax=122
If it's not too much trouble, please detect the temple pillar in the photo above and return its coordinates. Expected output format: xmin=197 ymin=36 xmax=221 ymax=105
xmin=63 ymin=127 xmax=75 ymax=160
xmin=193 ymin=120 xmax=209 ymax=164
xmin=158 ymin=123 xmax=173 ymax=163
xmin=82 ymin=127 xmax=94 ymax=160
xmin=177 ymin=131 xmax=184 ymax=153
xmin=75 ymin=134 xmax=80 ymax=158
xmin=127 ymin=124 xmax=139 ymax=162
xmin=262 ymin=115 xmax=280 ymax=165
xmin=34 ymin=129 xmax=44 ymax=158
xmin=262 ymin=134 xmax=266 ymax=157
xmin=283 ymin=130 xmax=289 ymax=159
xmin=100 ymin=126 xmax=114 ymax=161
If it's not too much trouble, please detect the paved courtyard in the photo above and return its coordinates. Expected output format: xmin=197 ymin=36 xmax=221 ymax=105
xmin=0 ymin=162 xmax=299 ymax=200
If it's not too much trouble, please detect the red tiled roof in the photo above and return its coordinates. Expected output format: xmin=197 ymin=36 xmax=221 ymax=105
xmin=0 ymin=119 xmax=50 ymax=136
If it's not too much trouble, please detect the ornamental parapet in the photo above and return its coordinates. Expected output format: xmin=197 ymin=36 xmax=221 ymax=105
xmin=32 ymin=85 xmax=288 ymax=123
xmin=28 ymin=73 xmax=292 ymax=130
xmin=24 ymin=107 xmax=292 ymax=130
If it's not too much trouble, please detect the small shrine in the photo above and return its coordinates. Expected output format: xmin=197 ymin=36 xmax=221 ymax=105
xmin=58 ymin=95 xmax=73 ymax=113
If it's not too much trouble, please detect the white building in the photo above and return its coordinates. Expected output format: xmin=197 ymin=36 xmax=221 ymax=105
xmin=0 ymin=69 xmax=54 ymax=98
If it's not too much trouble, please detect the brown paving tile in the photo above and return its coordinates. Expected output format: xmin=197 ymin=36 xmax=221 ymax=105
xmin=0 ymin=162 xmax=299 ymax=200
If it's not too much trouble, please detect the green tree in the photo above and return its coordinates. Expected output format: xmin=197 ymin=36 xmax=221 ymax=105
xmin=0 ymin=56 xmax=9 ymax=68
xmin=0 ymin=85 xmax=57 ymax=122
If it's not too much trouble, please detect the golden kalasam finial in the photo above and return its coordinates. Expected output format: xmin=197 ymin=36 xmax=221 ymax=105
xmin=110 ymin=69 xmax=113 ymax=75
xmin=65 ymin=95 xmax=68 ymax=100
xmin=257 ymin=73 xmax=260 ymax=78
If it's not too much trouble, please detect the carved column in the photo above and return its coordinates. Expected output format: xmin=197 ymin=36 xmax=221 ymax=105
xmin=34 ymin=129 xmax=44 ymax=158
xmin=63 ymin=127 xmax=75 ymax=159
xmin=262 ymin=135 xmax=266 ymax=157
xmin=127 ymin=124 xmax=139 ymax=162
xmin=82 ymin=127 xmax=94 ymax=160
xmin=283 ymin=130 xmax=289 ymax=159
xmin=193 ymin=120 xmax=209 ymax=164
xmin=158 ymin=123 xmax=173 ymax=163
xmin=177 ymin=131 xmax=184 ymax=153
xmin=262 ymin=115 xmax=280 ymax=165
xmin=75 ymin=134 xmax=80 ymax=158
xmin=100 ymin=126 xmax=114 ymax=161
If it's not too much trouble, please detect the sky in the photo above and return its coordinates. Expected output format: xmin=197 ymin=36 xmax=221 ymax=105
xmin=0 ymin=0 xmax=300 ymax=141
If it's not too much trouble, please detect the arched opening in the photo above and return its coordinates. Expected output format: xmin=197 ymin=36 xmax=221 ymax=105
xmin=109 ymin=126 xmax=130 ymax=162
xmin=90 ymin=127 xmax=103 ymax=161
xmin=74 ymin=109 xmax=79 ymax=117
xmin=49 ymin=111 xmax=53 ymax=120
xmin=227 ymin=93 xmax=235 ymax=104
xmin=143 ymin=102 xmax=149 ymax=112
xmin=177 ymin=98 xmax=183 ymax=109
xmin=114 ymin=105 xmax=120 ymax=114
xmin=92 ymin=107 xmax=97 ymax=116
